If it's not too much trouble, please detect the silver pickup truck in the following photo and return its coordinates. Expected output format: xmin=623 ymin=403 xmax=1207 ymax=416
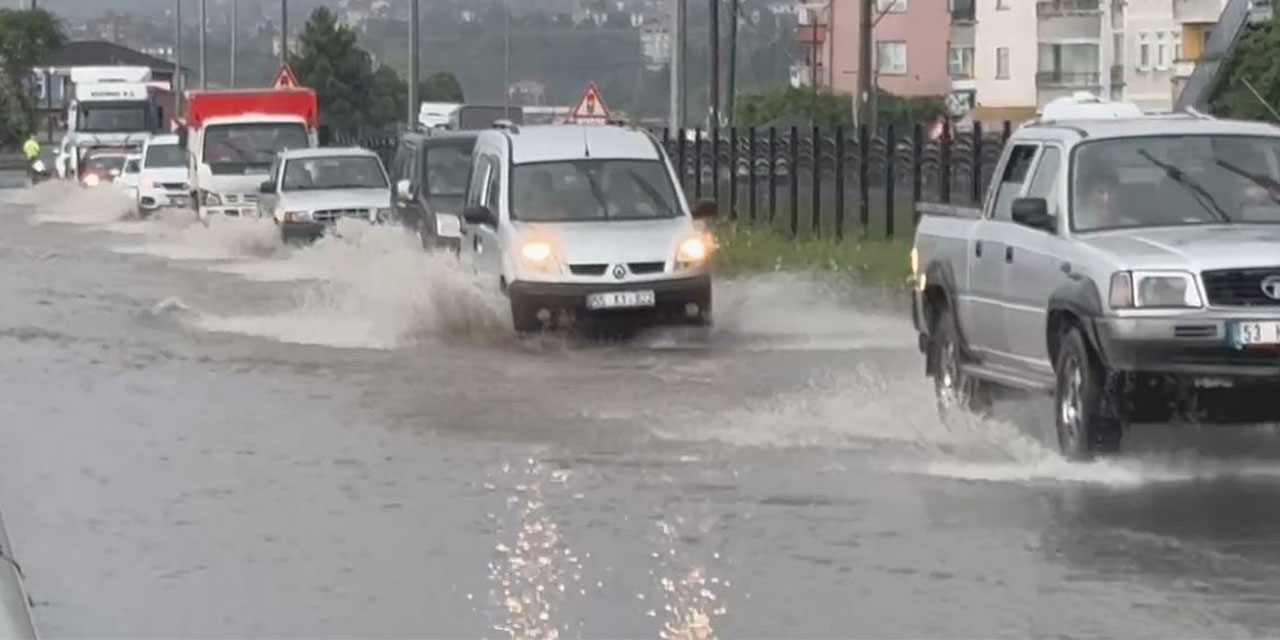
xmin=910 ymin=105 xmax=1280 ymax=459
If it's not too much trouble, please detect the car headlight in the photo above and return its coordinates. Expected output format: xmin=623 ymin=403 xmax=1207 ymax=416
xmin=676 ymin=233 xmax=714 ymax=269
xmin=83 ymin=173 xmax=100 ymax=187
xmin=519 ymin=241 xmax=560 ymax=274
xmin=283 ymin=211 xmax=312 ymax=222
xmin=1109 ymin=270 xmax=1203 ymax=309
xmin=200 ymin=190 xmax=221 ymax=206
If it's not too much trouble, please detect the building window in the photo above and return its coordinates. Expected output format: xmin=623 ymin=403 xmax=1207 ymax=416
xmin=949 ymin=46 xmax=974 ymax=78
xmin=996 ymin=47 xmax=1010 ymax=79
xmin=877 ymin=41 xmax=908 ymax=75
xmin=1138 ymin=33 xmax=1150 ymax=70
xmin=1157 ymin=32 xmax=1169 ymax=69
xmin=877 ymin=0 xmax=907 ymax=12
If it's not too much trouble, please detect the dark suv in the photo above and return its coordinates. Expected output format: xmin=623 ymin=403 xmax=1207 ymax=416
xmin=389 ymin=130 xmax=478 ymax=252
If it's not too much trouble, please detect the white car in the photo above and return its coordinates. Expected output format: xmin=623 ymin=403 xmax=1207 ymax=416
xmin=257 ymin=147 xmax=393 ymax=243
xmin=459 ymin=122 xmax=717 ymax=333
xmin=136 ymin=134 xmax=192 ymax=217
xmin=116 ymin=153 xmax=142 ymax=199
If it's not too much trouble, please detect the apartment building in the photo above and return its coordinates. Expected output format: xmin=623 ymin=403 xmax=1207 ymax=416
xmin=950 ymin=0 xmax=1232 ymax=121
xmin=799 ymin=0 xmax=949 ymax=98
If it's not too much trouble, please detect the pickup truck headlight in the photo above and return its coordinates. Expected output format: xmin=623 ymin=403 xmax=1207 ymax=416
xmin=1109 ymin=270 xmax=1203 ymax=309
xmin=375 ymin=207 xmax=393 ymax=223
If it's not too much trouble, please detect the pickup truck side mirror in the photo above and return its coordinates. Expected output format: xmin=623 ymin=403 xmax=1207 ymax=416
xmin=259 ymin=180 xmax=275 ymax=194
xmin=691 ymin=198 xmax=718 ymax=220
xmin=462 ymin=204 xmax=495 ymax=227
xmin=1011 ymin=197 xmax=1055 ymax=233
xmin=396 ymin=178 xmax=413 ymax=202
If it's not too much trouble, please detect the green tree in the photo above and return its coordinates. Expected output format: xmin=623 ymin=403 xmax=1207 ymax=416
xmin=370 ymin=64 xmax=407 ymax=126
xmin=0 ymin=72 xmax=30 ymax=146
xmin=290 ymin=7 xmax=402 ymax=133
xmin=0 ymin=9 xmax=64 ymax=82
xmin=1209 ymin=18 xmax=1280 ymax=120
xmin=420 ymin=71 xmax=464 ymax=103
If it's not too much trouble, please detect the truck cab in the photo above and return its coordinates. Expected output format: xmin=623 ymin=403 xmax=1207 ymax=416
xmin=180 ymin=88 xmax=319 ymax=219
xmin=62 ymin=66 xmax=168 ymax=179
xmin=911 ymin=93 xmax=1280 ymax=459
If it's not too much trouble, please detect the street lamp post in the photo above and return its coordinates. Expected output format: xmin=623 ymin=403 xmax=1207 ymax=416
xmin=409 ymin=0 xmax=419 ymax=127
xmin=229 ymin=0 xmax=237 ymax=87
xmin=198 ymin=0 xmax=207 ymax=89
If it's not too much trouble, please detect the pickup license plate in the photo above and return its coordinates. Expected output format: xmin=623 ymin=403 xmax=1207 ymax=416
xmin=1233 ymin=321 xmax=1280 ymax=346
xmin=586 ymin=290 xmax=656 ymax=310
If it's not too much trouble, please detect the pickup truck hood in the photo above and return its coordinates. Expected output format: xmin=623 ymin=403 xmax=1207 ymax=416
xmin=1079 ymin=225 xmax=1280 ymax=271
xmin=278 ymin=189 xmax=391 ymax=212
xmin=514 ymin=218 xmax=692 ymax=265
xmin=140 ymin=167 xmax=188 ymax=186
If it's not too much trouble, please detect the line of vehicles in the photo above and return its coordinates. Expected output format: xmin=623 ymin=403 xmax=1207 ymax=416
xmin=911 ymin=92 xmax=1280 ymax=459
xmin=51 ymin=77 xmax=719 ymax=335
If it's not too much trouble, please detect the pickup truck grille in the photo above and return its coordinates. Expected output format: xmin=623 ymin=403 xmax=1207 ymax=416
xmin=313 ymin=208 xmax=370 ymax=222
xmin=1201 ymin=267 xmax=1280 ymax=307
xmin=159 ymin=182 xmax=188 ymax=191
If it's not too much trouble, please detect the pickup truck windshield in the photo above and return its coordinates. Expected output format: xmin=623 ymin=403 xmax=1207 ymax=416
xmin=203 ymin=123 xmax=308 ymax=173
xmin=79 ymin=103 xmax=149 ymax=132
xmin=144 ymin=144 xmax=185 ymax=168
xmin=282 ymin=156 xmax=388 ymax=191
xmin=1073 ymin=135 xmax=1280 ymax=231
xmin=510 ymin=159 xmax=680 ymax=222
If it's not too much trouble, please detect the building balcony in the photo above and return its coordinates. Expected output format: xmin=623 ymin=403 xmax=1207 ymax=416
xmin=1037 ymin=0 xmax=1103 ymax=17
xmin=1037 ymin=70 xmax=1102 ymax=87
xmin=1172 ymin=0 xmax=1225 ymax=23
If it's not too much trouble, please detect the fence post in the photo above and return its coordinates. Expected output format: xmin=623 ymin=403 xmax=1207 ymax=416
xmin=748 ymin=127 xmax=757 ymax=223
xmin=858 ymin=123 xmax=869 ymax=237
xmin=912 ymin=123 xmax=923 ymax=225
xmin=835 ymin=125 xmax=845 ymax=241
xmin=711 ymin=126 xmax=721 ymax=207
xmin=694 ymin=128 xmax=703 ymax=201
xmin=768 ymin=127 xmax=777 ymax=223
xmin=940 ymin=122 xmax=952 ymax=204
xmin=677 ymin=128 xmax=687 ymax=192
xmin=729 ymin=127 xmax=738 ymax=221
xmin=886 ymin=124 xmax=896 ymax=240
xmin=971 ymin=121 xmax=983 ymax=204
xmin=789 ymin=125 xmax=799 ymax=236
xmin=811 ymin=125 xmax=821 ymax=237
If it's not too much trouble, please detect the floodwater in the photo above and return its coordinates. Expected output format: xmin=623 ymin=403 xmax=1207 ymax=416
xmin=1 ymin=178 xmax=1279 ymax=638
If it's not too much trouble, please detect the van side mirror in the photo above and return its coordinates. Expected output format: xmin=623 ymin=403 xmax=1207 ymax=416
xmin=396 ymin=178 xmax=412 ymax=201
xmin=462 ymin=204 xmax=495 ymax=227
xmin=1012 ymin=197 xmax=1055 ymax=233
xmin=691 ymin=198 xmax=718 ymax=221
xmin=259 ymin=180 xmax=275 ymax=194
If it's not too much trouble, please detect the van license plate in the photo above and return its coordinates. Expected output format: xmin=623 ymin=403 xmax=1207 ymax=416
xmin=1233 ymin=321 xmax=1280 ymax=346
xmin=586 ymin=290 xmax=656 ymax=310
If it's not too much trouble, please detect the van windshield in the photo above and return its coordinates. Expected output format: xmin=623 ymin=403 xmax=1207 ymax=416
xmin=510 ymin=159 xmax=680 ymax=222
xmin=1072 ymin=134 xmax=1280 ymax=231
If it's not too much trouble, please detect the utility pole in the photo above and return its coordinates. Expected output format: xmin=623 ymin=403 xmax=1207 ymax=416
xmin=229 ymin=0 xmax=237 ymax=87
xmin=198 ymin=0 xmax=207 ymax=89
xmin=408 ymin=0 xmax=419 ymax=127
xmin=175 ymin=0 xmax=183 ymax=117
xmin=708 ymin=0 xmax=719 ymax=129
xmin=668 ymin=0 xmax=681 ymax=131
xmin=726 ymin=0 xmax=737 ymax=128
xmin=280 ymin=0 xmax=289 ymax=65
xmin=678 ymin=0 xmax=687 ymax=127
xmin=503 ymin=0 xmax=511 ymax=114
xmin=856 ymin=0 xmax=873 ymax=130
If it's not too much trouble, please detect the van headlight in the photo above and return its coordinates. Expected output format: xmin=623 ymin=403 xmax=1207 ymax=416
xmin=676 ymin=233 xmax=713 ymax=269
xmin=520 ymin=240 xmax=560 ymax=275
xmin=1109 ymin=270 xmax=1203 ymax=309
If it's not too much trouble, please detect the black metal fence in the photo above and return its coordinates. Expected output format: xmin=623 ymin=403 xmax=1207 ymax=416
xmin=342 ymin=121 xmax=1019 ymax=241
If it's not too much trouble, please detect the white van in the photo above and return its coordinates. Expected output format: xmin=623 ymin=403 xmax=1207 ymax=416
xmin=460 ymin=123 xmax=717 ymax=332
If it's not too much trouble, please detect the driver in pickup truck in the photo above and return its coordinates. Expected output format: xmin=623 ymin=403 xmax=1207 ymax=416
xmin=1075 ymin=165 xmax=1130 ymax=230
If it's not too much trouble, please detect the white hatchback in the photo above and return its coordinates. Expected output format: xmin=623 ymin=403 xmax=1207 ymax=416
xmin=137 ymin=134 xmax=192 ymax=216
xmin=459 ymin=123 xmax=717 ymax=332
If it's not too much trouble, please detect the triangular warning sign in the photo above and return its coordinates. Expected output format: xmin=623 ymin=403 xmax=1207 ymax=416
xmin=273 ymin=64 xmax=300 ymax=89
xmin=569 ymin=83 xmax=610 ymax=123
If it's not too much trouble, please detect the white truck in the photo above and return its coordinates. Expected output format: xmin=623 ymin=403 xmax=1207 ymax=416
xmin=178 ymin=87 xmax=320 ymax=219
xmin=61 ymin=66 xmax=168 ymax=179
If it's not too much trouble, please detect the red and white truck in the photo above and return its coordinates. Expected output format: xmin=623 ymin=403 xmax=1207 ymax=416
xmin=179 ymin=87 xmax=320 ymax=219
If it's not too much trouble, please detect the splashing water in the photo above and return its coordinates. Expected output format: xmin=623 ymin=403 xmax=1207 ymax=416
xmin=111 ymin=215 xmax=283 ymax=261
xmin=191 ymin=220 xmax=510 ymax=348
xmin=651 ymin=519 xmax=727 ymax=640
xmin=24 ymin=182 xmax=137 ymax=226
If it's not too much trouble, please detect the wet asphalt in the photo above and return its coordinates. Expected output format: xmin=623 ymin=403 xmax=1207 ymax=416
xmin=1 ymin=176 xmax=1279 ymax=638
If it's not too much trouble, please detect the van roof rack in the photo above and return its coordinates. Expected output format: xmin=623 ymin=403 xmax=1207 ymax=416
xmin=493 ymin=119 xmax=519 ymax=133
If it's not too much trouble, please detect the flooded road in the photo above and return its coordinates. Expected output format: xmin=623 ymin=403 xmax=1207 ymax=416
xmin=2 ymin=180 xmax=1280 ymax=638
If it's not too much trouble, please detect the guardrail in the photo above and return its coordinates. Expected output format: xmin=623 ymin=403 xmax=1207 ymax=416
xmin=341 ymin=121 xmax=1019 ymax=240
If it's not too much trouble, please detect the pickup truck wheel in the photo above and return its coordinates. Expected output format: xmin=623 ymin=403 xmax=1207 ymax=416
xmin=930 ymin=306 xmax=989 ymax=421
xmin=1055 ymin=328 xmax=1122 ymax=460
